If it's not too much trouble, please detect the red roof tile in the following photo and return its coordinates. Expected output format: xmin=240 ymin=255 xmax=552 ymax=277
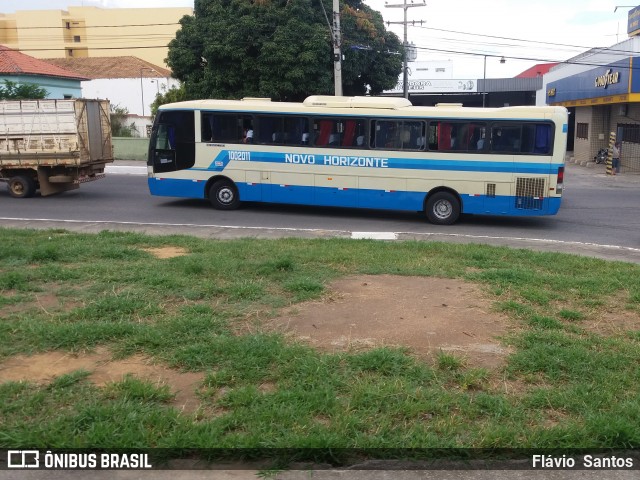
xmin=42 ymin=57 xmax=171 ymax=80
xmin=0 ymin=45 xmax=88 ymax=80
xmin=515 ymin=63 xmax=558 ymax=78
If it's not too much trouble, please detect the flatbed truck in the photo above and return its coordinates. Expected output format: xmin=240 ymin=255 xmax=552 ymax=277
xmin=0 ymin=98 xmax=113 ymax=198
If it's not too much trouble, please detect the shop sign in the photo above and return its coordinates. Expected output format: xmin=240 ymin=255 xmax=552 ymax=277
xmin=628 ymin=6 xmax=640 ymax=36
xmin=595 ymin=69 xmax=620 ymax=89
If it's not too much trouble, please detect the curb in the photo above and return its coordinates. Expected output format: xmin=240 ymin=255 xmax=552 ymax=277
xmin=106 ymin=165 xmax=147 ymax=175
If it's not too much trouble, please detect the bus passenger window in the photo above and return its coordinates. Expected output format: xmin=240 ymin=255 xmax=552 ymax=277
xmin=491 ymin=125 xmax=521 ymax=153
xmin=428 ymin=124 xmax=438 ymax=150
xmin=437 ymin=122 xmax=453 ymax=150
xmin=402 ymin=121 xmax=426 ymax=151
xmin=373 ymin=120 xmax=401 ymax=149
xmin=201 ymin=114 xmax=213 ymax=142
xmin=201 ymin=113 xmax=252 ymax=143
xmin=521 ymin=124 xmax=552 ymax=154
xmin=314 ymin=119 xmax=334 ymax=146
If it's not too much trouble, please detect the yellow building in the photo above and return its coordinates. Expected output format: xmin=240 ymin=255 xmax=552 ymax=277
xmin=0 ymin=6 xmax=192 ymax=69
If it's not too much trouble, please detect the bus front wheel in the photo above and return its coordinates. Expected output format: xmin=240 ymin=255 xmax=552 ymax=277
xmin=209 ymin=179 xmax=240 ymax=210
xmin=425 ymin=192 xmax=460 ymax=225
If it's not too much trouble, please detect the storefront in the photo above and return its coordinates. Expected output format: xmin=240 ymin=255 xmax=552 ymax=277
xmin=543 ymin=37 xmax=640 ymax=173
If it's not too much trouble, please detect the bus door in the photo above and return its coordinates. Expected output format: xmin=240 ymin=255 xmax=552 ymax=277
xmin=148 ymin=110 xmax=196 ymax=173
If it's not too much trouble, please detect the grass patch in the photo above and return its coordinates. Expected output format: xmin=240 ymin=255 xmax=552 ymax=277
xmin=1 ymin=228 xmax=639 ymax=457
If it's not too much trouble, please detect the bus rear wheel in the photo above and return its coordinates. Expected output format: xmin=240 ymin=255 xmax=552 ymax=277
xmin=8 ymin=175 xmax=37 ymax=198
xmin=425 ymin=191 xmax=460 ymax=225
xmin=209 ymin=179 xmax=240 ymax=210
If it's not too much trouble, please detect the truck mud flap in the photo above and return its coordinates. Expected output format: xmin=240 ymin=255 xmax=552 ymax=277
xmin=37 ymin=167 xmax=79 ymax=196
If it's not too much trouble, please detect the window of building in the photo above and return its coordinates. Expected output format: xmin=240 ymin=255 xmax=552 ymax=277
xmin=619 ymin=123 xmax=640 ymax=144
xmin=73 ymin=35 xmax=81 ymax=43
xmin=576 ymin=122 xmax=589 ymax=140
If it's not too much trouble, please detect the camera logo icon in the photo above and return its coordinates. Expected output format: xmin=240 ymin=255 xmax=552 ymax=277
xmin=7 ymin=450 xmax=40 ymax=468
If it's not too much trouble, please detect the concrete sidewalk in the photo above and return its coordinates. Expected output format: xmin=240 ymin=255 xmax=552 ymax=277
xmin=564 ymin=152 xmax=640 ymax=183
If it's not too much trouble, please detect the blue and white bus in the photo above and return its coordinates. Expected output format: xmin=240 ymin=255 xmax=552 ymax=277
xmin=147 ymin=95 xmax=567 ymax=225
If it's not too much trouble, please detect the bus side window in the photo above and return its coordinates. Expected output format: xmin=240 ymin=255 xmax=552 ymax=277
xmin=428 ymin=123 xmax=438 ymax=150
xmin=492 ymin=125 xmax=521 ymax=153
xmin=438 ymin=122 xmax=453 ymax=150
xmin=521 ymin=123 xmax=552 ymax=154
xmin=314 ymin=119 xmax=333 ymax=146
xmin=373 ymin=120 xmax=401 ymax=149
xmin=402 ymin=121 xmax=425 ymax=151
xmin=201 ymin=113 xmax=213 ymax=142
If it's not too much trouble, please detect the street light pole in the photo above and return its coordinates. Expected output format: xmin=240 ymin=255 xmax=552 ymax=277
xmin=332 ymin=0 xmax=343 ymax=96
xmin=385 ymin=0 xmax=426 ymax=99
xmin=483 ymin=55 xmax=487 ymax=108
xmin=140 ymin=67 xmax=158 ymax=116
xmin=140 ymin=74 xmax=145 ymax=117
xmin=482 ymin=55 xmax=506 ymax=108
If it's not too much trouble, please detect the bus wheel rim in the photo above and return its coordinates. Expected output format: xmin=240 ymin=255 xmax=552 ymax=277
xmin=218 ymin=187 xmax=234 ymax=204
xmin=433 ymin=199 xmax=452 ymax=219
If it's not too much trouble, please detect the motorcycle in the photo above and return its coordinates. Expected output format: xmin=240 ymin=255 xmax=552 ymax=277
xmin=594 ymin=148 xmax=608 ymax=164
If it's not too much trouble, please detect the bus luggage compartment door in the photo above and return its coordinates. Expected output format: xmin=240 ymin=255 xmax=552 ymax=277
xmin=483 ymin=182 xmax=512 ymax=215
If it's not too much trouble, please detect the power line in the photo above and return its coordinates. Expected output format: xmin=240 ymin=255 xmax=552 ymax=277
xmin=409 ymin=24 xmax=640 ymax=59
xmin=0 ymin=22 xmax=182 ymax=30
xmin=411 ymin=45 xmax=639 ymax=70
xmin=4 ymin=17 xmax=637 ymax=60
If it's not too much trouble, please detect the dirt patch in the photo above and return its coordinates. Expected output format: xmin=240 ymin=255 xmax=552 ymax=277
xmin=0 ymin=275 xmax=512 ymax=412
xmin=1 ymin=292 xmax=79 ymax=316
xmin=0 ymin=347 xmax=203 ymax=413
xmin=269 ymin=275 xmax=511 ymax=369
xmin=585 ymin=309 xmax=640 ymax=335
xmin=142 ymin=247 xmax=189 ymax=259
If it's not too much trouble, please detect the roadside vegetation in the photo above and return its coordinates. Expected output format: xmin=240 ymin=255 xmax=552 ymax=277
xmin=1 ymin=228 xmax=639 ymax=465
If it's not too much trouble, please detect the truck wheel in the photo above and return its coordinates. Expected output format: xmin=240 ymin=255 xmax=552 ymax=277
xmin=425 ymin=191 xmax=460 ymax=225
xmin=8 ymin=175 xmax=37 ymax=198
xmin=209 ymin=179 xmax=240 ymax=210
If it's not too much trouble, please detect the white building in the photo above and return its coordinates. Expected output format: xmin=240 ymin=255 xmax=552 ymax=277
xmin=44 ymin=56 xmax=180 ymax=135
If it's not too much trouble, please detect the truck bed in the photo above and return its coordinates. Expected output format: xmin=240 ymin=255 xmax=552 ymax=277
xmin=0 ymin=99 xmax=113 ymax=166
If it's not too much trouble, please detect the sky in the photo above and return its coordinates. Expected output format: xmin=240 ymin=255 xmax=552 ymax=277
xmin=1 ymin=0 xmax=638 ymax=79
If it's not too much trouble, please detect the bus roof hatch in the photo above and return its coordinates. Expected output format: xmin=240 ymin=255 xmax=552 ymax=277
xmin=303 ymin=96 xmax=412 ymax=110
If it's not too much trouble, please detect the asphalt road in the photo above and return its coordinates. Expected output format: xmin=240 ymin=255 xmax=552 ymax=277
xmin=0 ymin=162 xmax=638 ymax=263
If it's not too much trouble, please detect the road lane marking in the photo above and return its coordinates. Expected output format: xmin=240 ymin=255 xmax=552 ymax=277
xmin=352 ymin=232 xmax=398 ymax=240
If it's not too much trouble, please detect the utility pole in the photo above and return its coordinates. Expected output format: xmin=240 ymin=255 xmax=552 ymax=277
xmin=332 ymin=0 xmax=343 ymax=96
xmin=385 ymin=0 xmax=426 ymax=99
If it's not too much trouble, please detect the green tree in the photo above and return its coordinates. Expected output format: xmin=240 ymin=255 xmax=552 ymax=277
xmin=110 ymin=104 xmax=136 ymax=137
xmin=166 ymin=0 xmax=402 ymax=101
xmin=0 ymin=80 xmax=48 ymax=99
xmin=150 ymin=84 xmax=188 ymax=116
